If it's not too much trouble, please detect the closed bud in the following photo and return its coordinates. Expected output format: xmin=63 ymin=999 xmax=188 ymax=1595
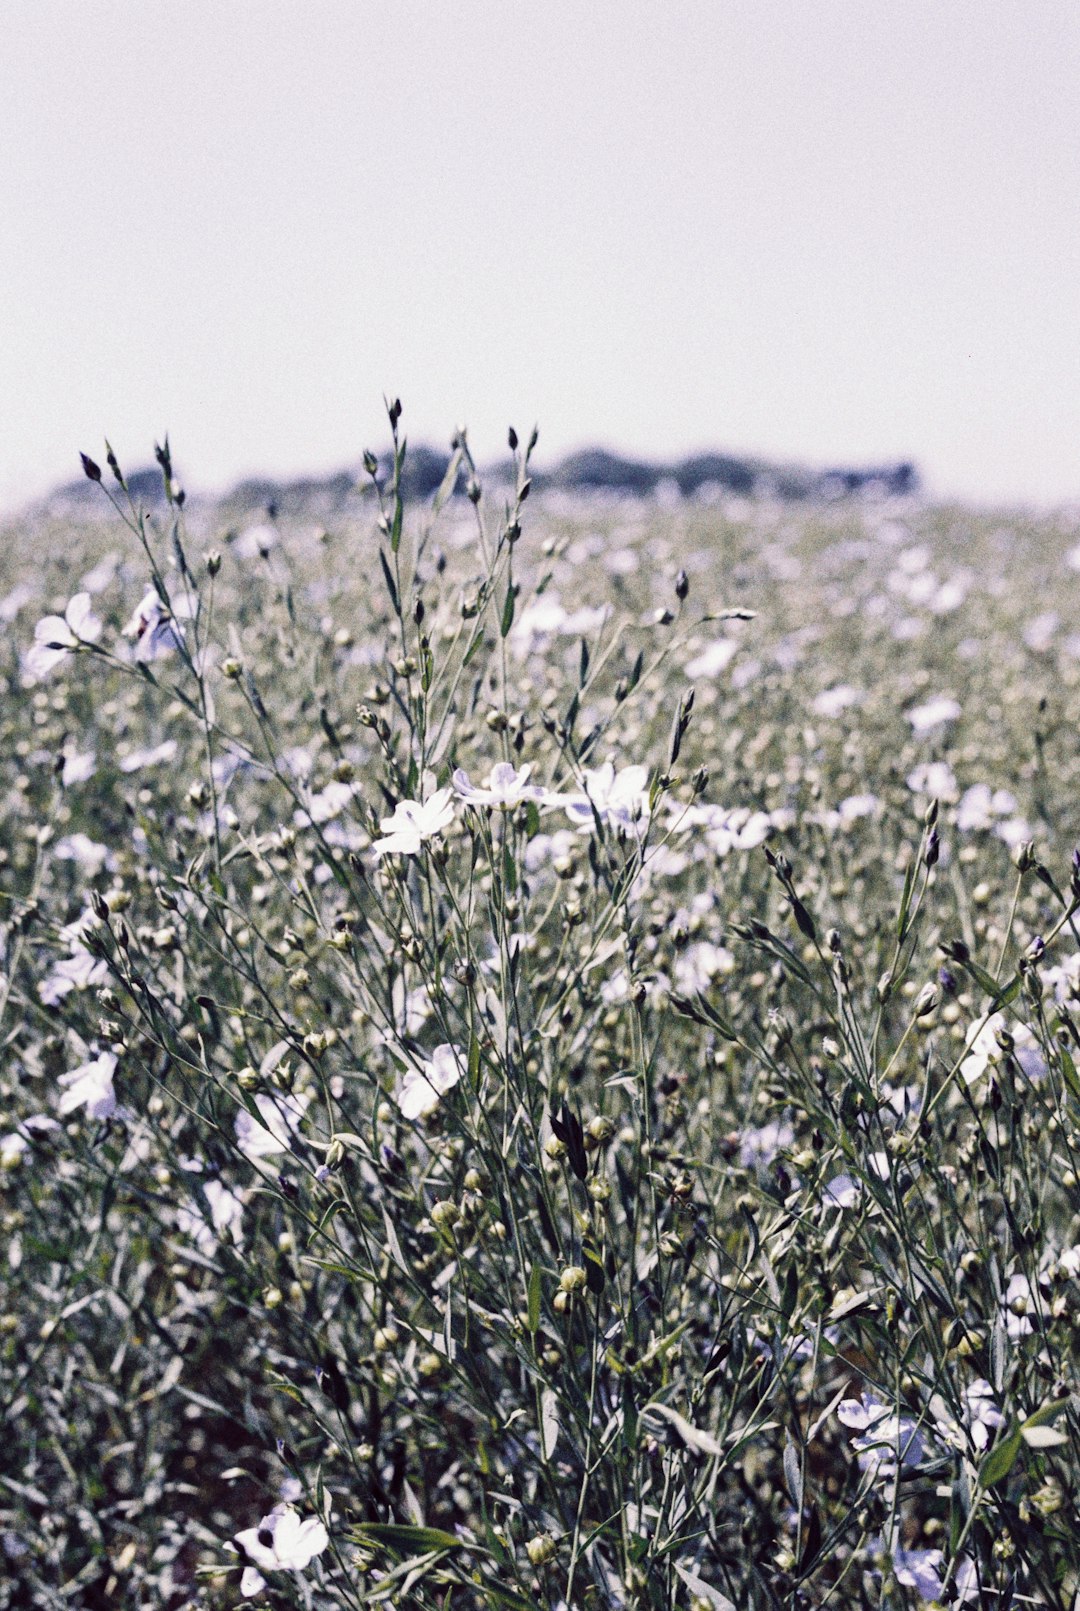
xmin=525 ymin=1533 xmax=556 ymax=1567
xmin=913 ymin=982 xmax=939 ymax=1019
xmin=80 ymin=452 xmax=102 ymax=483
xmin=674 ymin=569 xmax=689 ymax=600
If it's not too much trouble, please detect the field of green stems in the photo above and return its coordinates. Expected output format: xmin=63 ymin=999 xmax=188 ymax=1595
xmin=3 ymin=413 xmax=1080 ymax=1610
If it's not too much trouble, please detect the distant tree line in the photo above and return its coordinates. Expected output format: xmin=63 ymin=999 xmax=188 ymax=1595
xmin=50 ymin=443 xmax=918 ymax=517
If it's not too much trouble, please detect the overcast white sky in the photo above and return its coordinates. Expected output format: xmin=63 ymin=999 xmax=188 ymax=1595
xmin=2 ymin=1 xmax=1079 ymax=510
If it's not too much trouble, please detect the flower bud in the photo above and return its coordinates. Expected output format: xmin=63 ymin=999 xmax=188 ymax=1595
xmin=525 ymin=1534 xmax=556 ymax=1567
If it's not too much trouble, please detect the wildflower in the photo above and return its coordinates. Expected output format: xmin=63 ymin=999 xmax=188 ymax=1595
xmin=738 ymin=1117 xmax=794 ymax=1173
xmin=823 ymin=1174 xmax=861 ymax=1209
xmin=836 ymin=1393 xmax=926 ymax=1475
xmin=123 ymin=589 xmax=185 ymax=662
xmin=293 ymin=780 xmax=359 ymax=828
xmin=906 ymin=695 xmax=961 ymax=734
xmin=57 ymin=1051 xmax=118 ymax=1119
xmin=932 ymin=1378 xmax=1004 ymax=1453
xmin=559 ymin=762 xmax=650 ymax=832
xmin=235 ymin=1091 xmax=311 ymax=1161
xmin=889 ymin=1541 xmax=978 ymax=1603
xmin=39 ymin=908 xmax=108 ymax=1005
xmin=398 ymin=1043 xmax=463 ymax=1121
xmin=959 ymin=1012 xmax=1045 ymax=1084
xmin=955 ymin=782 xmax=1017 ymax=833
xmin=673 ymin=941 xmax=735 ymax=994
xmin=372 ymin=787 xmax=455 ymax=856
xmin=234 ymin=1504 xmax=328 ymax=1598
xmin=452 ymin=761 xmax=545 ymax=808
xmin=24 ymin=592 xmax=102 ymax=680
xmin=176 ymin=1179 xmax=245 ymax=1253
xmin=811 ymin=684 xmax=863 ymax=718
xmin=61 ymin=749 xmax=96 ymax=787
xmin=684 ymin=637 xmax=738 ymax=679
xmin=906 ymin=760 xmax=959 ymax=800
xmin=118 ymin=739 xmax=179 ymax=773
xmin=1001 ymin=1269 xmax=1039 ymax=1338
xmin=52 ymin=833 xmax=113 ymax=877
xmin=0 ymin=1133 xmax=28 ymax=1170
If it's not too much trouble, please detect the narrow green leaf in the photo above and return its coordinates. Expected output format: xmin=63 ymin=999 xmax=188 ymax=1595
xmin=353 ymin=1522 xmax=463 ymax=1553
xmin=527 ymin=1263 xmax=542 ymax=1333
xmin=979 ymin=1424 xmax=1022 ymax=1486
xmin=379 ymin=548 xmax=400 ymax=614
xmin=500 ymin=582 xmax=518 ymax=638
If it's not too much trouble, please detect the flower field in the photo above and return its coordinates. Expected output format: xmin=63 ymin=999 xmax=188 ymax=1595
xmin=3 ymin=417 xmax=1080 ymax=1609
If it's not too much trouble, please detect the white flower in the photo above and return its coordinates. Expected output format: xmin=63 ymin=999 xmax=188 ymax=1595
xmin=372 ymin=787 xmax=456 ymax=856
xmin=61 ymin=750 xmax=97 ymax=787
xmin=684 ymin=637 xmax=738 ymax=679
xmin=118 ymin=739 xmax=179 ymax=774
xmin=811 ymin=685 xmax=863 ymax=718
xmin=39 ymin=907 xmax=108 ymax=1005
xmin=25 ymin=593 xmax=102 ymax=680
xmin=559 ymin=762 xmax=650 ymax=832
xmin=836 ymin=1393 xmax=926 ymax=1474
xmin=906 ymin=760 xmax=959 ymax=801
xmin=933 ymin=1378 xmax=1004 ymax=1453
xmin=892 ymin=1545 xmax=944 ymax=1600
xmin=959 ymin=1013 xmax=1045 ymax=1085
xmin=294 ymin=780 xmax=358 ymax=828
xmin=398 ymin=1043 xmax=463 ymax=1120
xmin=452 ymin=761 xmax=544 ymax=808
xmin=738 ymin=1118 xmax=794 ymax=1173
xmin=823 ymin=1174 xmax=861 ymax=1208
xmin=674 ymin=941 xmax=735 ymax=994
xmin=57 ymin=1051 xmax=118 ymax=1119
xmin=0 ymin=1133 xmax=28 ymax=1169
xmin=955 ymin=783 xmax=1017 ymax=832
xmin=176 ymin=1179 xmax=245 ymax=1253
xmin=906 ymin=695 xmax=961 ymax=734
xmin=234 ymin=1504 xmax=328 ymax=1598
xmin=123 ymin=589 xmax=184 ymax=662
xmin=235 ymin=1092 xmax=310 ymax=1161
xmin=53 ymin=833 xmax=113 ymax=877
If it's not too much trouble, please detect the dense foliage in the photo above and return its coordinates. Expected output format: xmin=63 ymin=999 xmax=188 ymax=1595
xmin=2 ymin=416 xmax=1079 ymax=1609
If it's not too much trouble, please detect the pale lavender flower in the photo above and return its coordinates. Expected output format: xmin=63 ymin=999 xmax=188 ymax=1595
xmin=123 ymin=589 xmax=185 ymax=662
xmin=738 ymin=1117 xmax=794 ymax=1173
xmin=176 ymin=1179 xmax=245 ymax=1253
xmin=906 ymin=760 xmax=959 ymax=801
xmin=61 ymin=749 xmax=96 ymax=787
xmin=933 ymin=1378 xmax=1004 ymax=1453
xmin=823 ymin=1174 xmax=861 ymax=1209
xmin=907 ymin=695 xmax=961 ymax=734
xmin=57 ymin=1051 xmax=118 ymax=1119
xmin=837 ymin=1392 xmax=926 ymax=1475
xmin=235 ymin=1092 xmax=310 ymax=1161
xmin=234 ymin=1504 xmax=328 ymax=1598
xmin=118 ymin=739 xmax=179 ymax=773
xmin=559 ymin=762 xmax=650 ymax=832
xmin=25 ymin=592 xmax=102 ymax=680
xmin=372 ymin=788 xmax=455 ymax=856
xmin=453 ymin=761 xmax=545 ymax=808
xmin=812 ymin=684 xmax=863 ymax=718
xmin=398 ymin=1043 xmax=463 ymax=1121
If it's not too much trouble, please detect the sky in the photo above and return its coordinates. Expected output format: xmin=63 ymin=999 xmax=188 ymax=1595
xmin=2 ymin=1 xmax=1079 ymax=512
